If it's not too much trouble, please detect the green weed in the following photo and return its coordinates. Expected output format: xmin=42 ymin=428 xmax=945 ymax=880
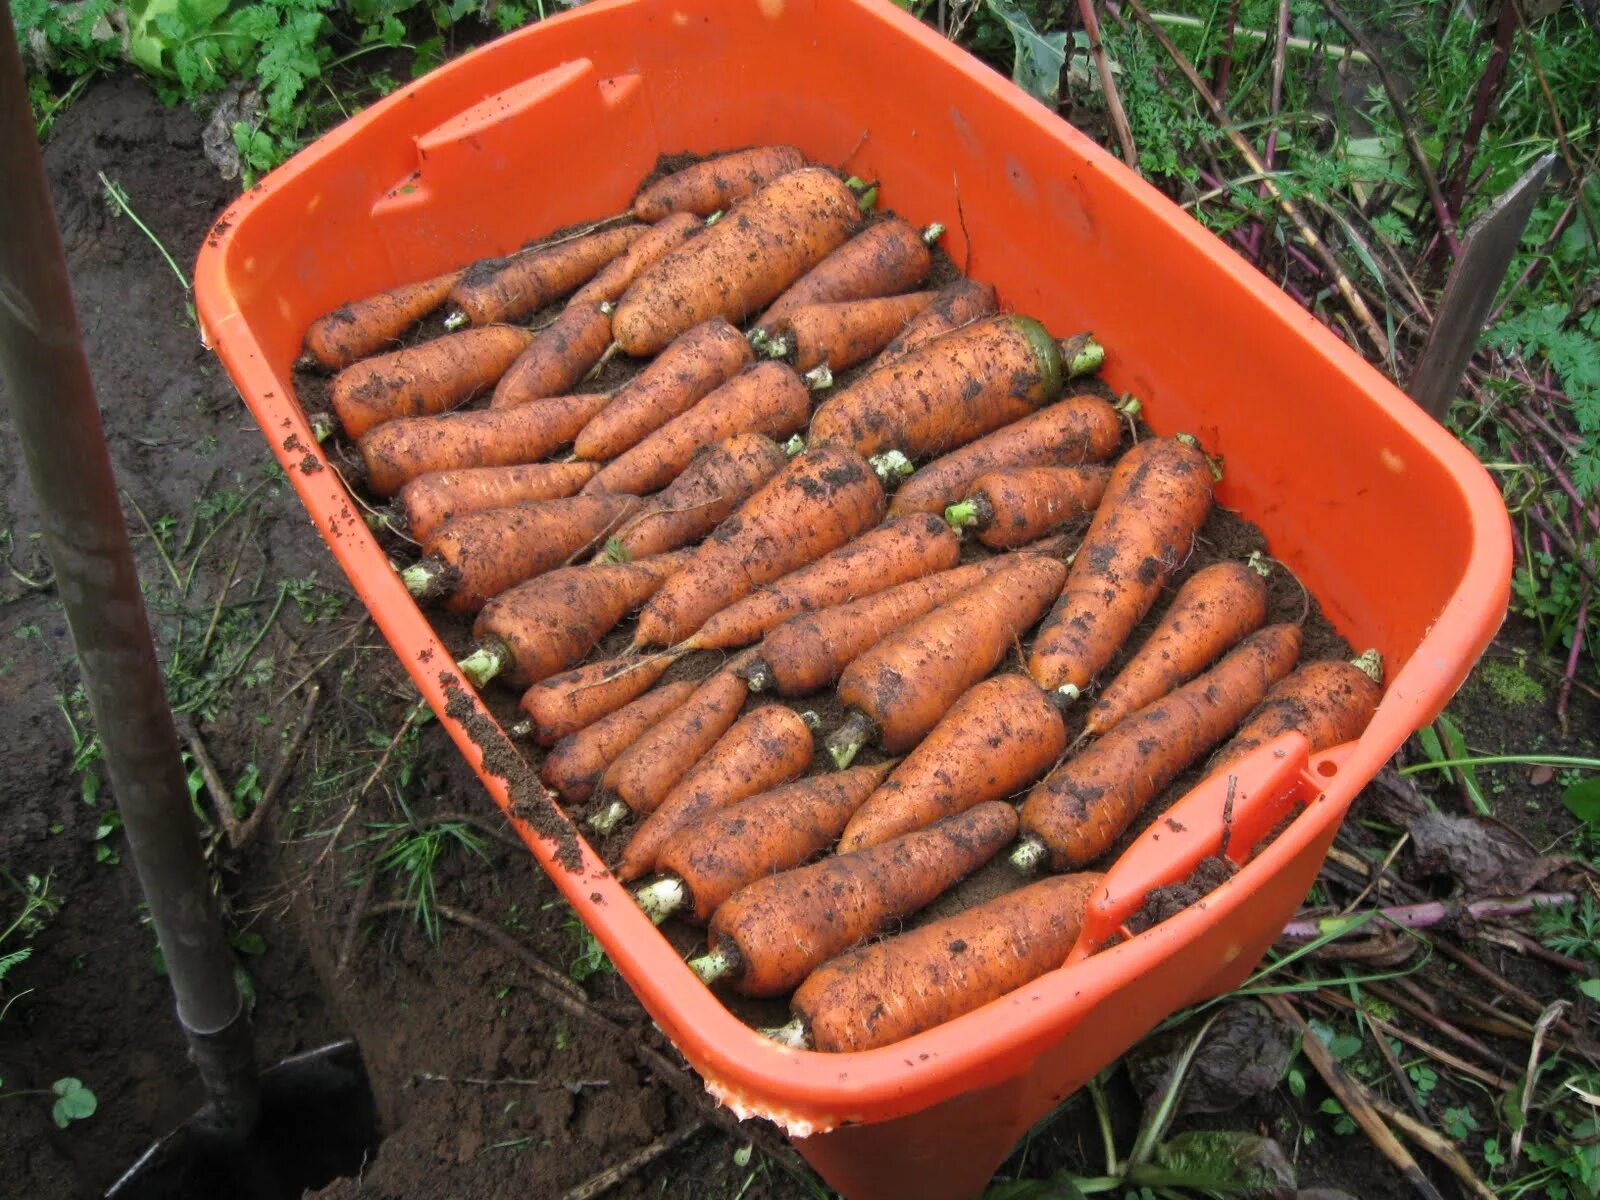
xmin=359 ymin=799 xmax=488 ymax=943
xmin=1480 ymin=656 xmax=1548 ymax=707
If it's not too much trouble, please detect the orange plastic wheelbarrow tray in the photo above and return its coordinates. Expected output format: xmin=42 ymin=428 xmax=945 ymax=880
xmin=193 ymin=1 xmax=1511 ymax=1195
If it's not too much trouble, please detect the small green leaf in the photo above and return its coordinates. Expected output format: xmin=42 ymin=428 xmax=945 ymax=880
xmin=1578 ymin=978 xmax=1600 ymax=1001
xmin=732 ymin=1144 xmax=753 ymax=1167
xmin=1327 ymin=1034 xmax=1362 ymax=1060
xmin=231 ymin=930 xmax=267 ymax=956
xmin=51 ymin=1077 xmax=97 ymax=1127
xmin=1563 ymin=777 xmax=1600 ymax=824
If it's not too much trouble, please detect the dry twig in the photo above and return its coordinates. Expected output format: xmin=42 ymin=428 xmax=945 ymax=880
xmin=1077 ymin=0 xmax=1138 ymax=167
xmin=561 ymin=1122 xmax=707 ymax=1200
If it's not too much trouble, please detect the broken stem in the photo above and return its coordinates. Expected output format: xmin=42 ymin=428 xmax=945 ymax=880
xmin=633 ymin=876 xmax=688 ymax=925
xmin=824 ymin=710 xmax=875 ymax=770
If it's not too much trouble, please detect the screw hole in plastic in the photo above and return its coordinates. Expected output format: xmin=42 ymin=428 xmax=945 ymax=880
xmin=1316 ymin=759 xmax=1338 ymax=778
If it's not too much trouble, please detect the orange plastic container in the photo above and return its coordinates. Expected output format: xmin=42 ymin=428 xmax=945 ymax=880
xmin=193 ymin=2 xmax=1511 ymax=1195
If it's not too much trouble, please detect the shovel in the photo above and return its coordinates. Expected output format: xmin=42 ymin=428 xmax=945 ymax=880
xmin=0 ymin=13 xmax=379 ymax=1197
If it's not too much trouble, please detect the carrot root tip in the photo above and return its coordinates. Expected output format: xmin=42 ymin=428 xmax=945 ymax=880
xmin=870 ymin=449 xmax=914 ymax=486
xmin=781 ymin=435 xmax=806 ymax=458
xmin=443 ymin=310 xmax=468 ymax=332
xmin=688 ymin=945 xmax=736 ymax=986
xmin=1352 ymin=648 xmax=1384 ymax=685
xmin=802 ymin=364 xmax=834 ymax=391
xmin=589 ymin=800 xmax=630 ymax=835
xmin=458 ymin=641 xmax=509 ymax=689
xmin=1008 ymin=836 xmax=1048 ymax=874
xmin=634 ymin=876 xmax=687 ymax=925
xmin=583 ymin=340 xmax=623 ymax=383
xmin=762 ymin=1018 xmax=810 ymax=1049
xmin=400 ymin=557 xmax=451 ymax=602
xmin=824 ymin=711 xmax=874 ymax=770
xmin=740 ymin=658 xmax=775 ymax=693
xmin=922 ymin=222 xmax=946 ymax=245
xmin=1062 ymin=335 xmax=1106 ymax=379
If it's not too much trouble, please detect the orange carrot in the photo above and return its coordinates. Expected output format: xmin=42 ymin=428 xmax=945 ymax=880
xmin=398 ymin=461 xmax=598 ymax=543
xmin=612 ymin=168 xmax=861 ymax=355
xmin=828 ymin=552 xmax=1068 ymax=765
xmin=615 ymin=705 xmax=814 ymax=881
xmin=946 ymin=465 xmax=1113 ymax=549
xmin=573 ymin=319 xmax=754 ymax=460
xmin=761 ymin=293 xmax=937 ymax=372
xmin=638 ymin=761 xmax=898 ymax=924
xmin=690 ymin=802 xmax=1018 ymax=997
xmin=301 ymin=268 xmax=464 ymax=370
xmin=1210 ymin=652 xmax=1383 ymax=771
xmin=777 ymin=872 xmax=1103 ymax=1052
xmin=329 ymin=325 xmax=534 ymax=440
xmin=888 ymin=396 xmax=1124 ymax=518
xmin=571 ymin=213 xmax=704 ymax=306
xmin=838 ymin=673 xmax=1066 ymax=853
xmin=1085 ymin=561 xmax=1270 ymax=737
xmin=489 ymin=302 xmax=613 ymax=408
xmin=876 ymin=278 xmax=999 ymax=366
xmin=447 ymin=224 xmax=646 ymax=327
xmin=755 ymin=217 xmax=941 ymax=327
xmin=540 ymin=681 xmax=699 ymax=804
xmin=404 ymin=493 xmax=639 ymax=613
xmin=631 ymin=146 xmax=805 ymax=221
xmin=520 ymin=655 xmax=676 ymax=746
xmin=633 ymin=446 xmax=886 ymax=648
xmin=1028 ymin=436 xmax=1217 ymax=697
xmin=582 ymin=362 xmax=814 ymax=497
xmin=358 ymin=391 xmax=611 ymax=497
xmin=1014 ymin=624 xmax=1303 ymax=872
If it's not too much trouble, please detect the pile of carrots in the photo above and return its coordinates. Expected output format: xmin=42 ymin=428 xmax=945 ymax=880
xmin=295 ymin=146 xmax=1385 ymax=1055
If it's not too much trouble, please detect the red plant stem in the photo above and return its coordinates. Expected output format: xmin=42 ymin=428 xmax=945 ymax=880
xmin=1278 ymin=893 xmax=1576 ymax=943
xmin=1558 ymin=586 xmax=1590 ymax=732
xmin=1445 ymin=0 xmax=1519 ymax=214
xmin=1248 ymin=0 xmax=1292 ymax=261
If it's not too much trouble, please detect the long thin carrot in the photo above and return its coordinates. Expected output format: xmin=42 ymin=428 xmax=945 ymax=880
xmin=398 ymin=461 xmax=598 ymax=543
xmin=571 ymin=213 xmax=704 ymax=306
xmin=615 ymin=705 xmax=815 ymax=881
xmin=827 ymin=552 xmax=1068 ymax=765
xmin=773 ymin=872 xmax=1103 ymax=1052
xmin=1210 ymin=651 xmax=1383 ymax=771
xmin=1085 ymin=560 xmax=1271 ymax=737
xmin=540 ymin=681 xmax=699 ymax=804
xmin=612 ymin=168 xmax=862 ymax=355
xmin=690 ymin=802 xmax=1019 ymax=997
xmin=637 ymin=761 xmax=897 ymax=924
xmin=945 ymin=465 xmax=1113 ymax=549
xmin=1014 ymin=623 xmax=1303 ymax=872
xmin=1028 ymin=436 xmax=1217 ymax=697
xmin=631 ymin=146 xmax=805 ymax=221
xmin=838 ymin=673 xmax=1066 ymax=853
xmin=582 ymin=362 xmax=815 ymax=497
xmin=755 ymin=217 xmax=942 ymax=327
xmin=489 ymin=302 xmax=613 ymax=408
xmin=302 ymin=268 xmax=464 ymax=370
xmin=446 ymin=224 xmax=646 ymax=327
xmin=358 ymin=391 xmax=611 ymax=497
xmin=681 ymin=512 xmax=961 ymax=651
xmin=876 ymin=278 xmax=999 ymax=366
xmin=328 ymin=326 xmax=534 ymax=439
xmin=519 ymin=655 xmax=676 ymax=746
xmin=761 ymin=293 xmax=938 ymax=372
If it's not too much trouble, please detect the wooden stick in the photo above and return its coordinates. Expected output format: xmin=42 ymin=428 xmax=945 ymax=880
xmin=232 ymin=681 xmax=321 ymax=850
xmin=1510 ymin=1001 xmax=1570 ymax=1170
xmin=1362 ymin=1089 xmax=1498 ymax=1200
xmin=562 ymin=1121 xmax=707 ymax=1200
xmin=176 ymin=714 xmax=243 ymax=846
xmin=1078 ymin=0 xmax=1138 ymax=167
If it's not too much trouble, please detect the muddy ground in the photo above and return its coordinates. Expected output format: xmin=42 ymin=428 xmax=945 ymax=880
xmin=1 ymin=77 xmax=1596 ymax=1200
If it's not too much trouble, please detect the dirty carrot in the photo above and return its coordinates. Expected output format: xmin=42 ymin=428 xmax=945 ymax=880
xmin=946 ymin=465 xmax=1113 ymax=549
xmin=1210 ymin=651 xmax=1383 ymax=771
xmin=398 ymin=461 xmax=599 ymax=543
xmin=573 ymin=318 xmax=754 ymax=459
xmin=329 ymin=325 xmax=534 ymax=440
xmin=887 ymin=395 xmax=1125 ymax=518
xmin=1085 ymin=560 xmax=1271 ymax=737
xmin=633 ymin=445 xmax=886 ymax=648
xmin=571 ymin=212 xmax=704 ymax=306
xmin=690 ymin=802 xmax=1019 ymax=997
xmin=631 ymin=146 xmax=805 ymax=221
xmin=838 ymin=673 xmax=1066 ymax=853
xmin=761 ymin=293 xmax=937 ymax=372
xmin=773 ymin=872 xmax=1103 ymax=1052
xmin=638 ymin=761 xmax=897 ymax=924
xmin=489 ymin=302 xmax=613 ymax=408
xmin=1014 ymin=623 xmax=1303 ymax=872
xmin=1028 ymin=436 xmax=1217 ymax=698
xmin=404 ymin=492 xmax=639 ymax=613
xmin=809 ymin=315 xmax=1106 ymax=459
xmin=301 ymin=268 xmax=464 ymax=370
xmin=612 ymin=168 xmax=861 ymax=355
xmin=583 ymin=361 xmax=815 ymax=497
xmin=828 ymin=552 xmax=1068 ymax=766
xmin=446 ymin=224 xmax=646 ymax=327
xmin=519 ymin=655 xmax=676 ymax=746
xmin=540 ymin=681 xmax=700 ymax=804
xmin=876 ymin=278 xmax=1000 ymax=366
xmin=682 ymin=512 xmax=962 ymax=651
xmin=755 ymin=217 xmax=942 ymax=327
xmin=615 ymin=705 xmax=815 ymax=881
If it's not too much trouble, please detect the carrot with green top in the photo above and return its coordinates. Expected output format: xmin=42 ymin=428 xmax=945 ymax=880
xmin=754 ymin=217 xmax=943 ymax=328
xmin=446 ymin=224 xmax=646 ymax=327
xmin=540 ymin=681 xmax=700 ymax=804
xmin=301 ymin=268 xmax=464 ymax=370
xmin=631 ymin=146 xmax=805 ymax=221
xmin=946 ymin=465 xmax=1113 ymax=548
xmin=328 ymin=326 xmax=534 ymax=439
xmin=1210 ymin=651 xmax=1383 ymax=771
xmin=398 ymin=461 xmax=598 ymax=543
xmin=876 ymin=278 xmax=998 ymax=366
xmin=519 ymin=656 xmax=676 ymax=746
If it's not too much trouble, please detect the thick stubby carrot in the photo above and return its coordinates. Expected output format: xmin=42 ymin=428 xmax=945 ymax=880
xmin=683 ymin=513 xmax=962 ymax=651
xmin=520 ymin=656 xmax=675 ymax=746
xmin=470 ymin=551 xmax=692 ymax=686
xmin=1016 ymin=624 xmax=1303 ymax=872
xmin=888 ymin=396 xmax=1124 ymax=518
xmin=583 ymin=362 xmax=813 ymax=496
xmin=448 ymin=224 xmax=646 ymax=326
xmin=757 ymin=218 xmax=939 ymax=327
xmin=1029 ymin=437 xmax=1217 ymax=697
xmin=641 ymin=762 xmax=897 ymax=924
xmin=634 ymin=446 xmax=886 ymax=648
xmin=1086 ymin=561 xmax=1270 ymax=736
xmin=302 ymin=268 xmax=464 ymax=370
xmin=573 ymin=319 xmax=754 ymax=459
xmin=411 ymin=493 xmax=639 ymax=613
xmin=631 ymin=146 xmax=805 ymax=221
xmin=692 ymin=802 xmax=1019 ymax=997
xmin=764 ymin=293 xmax=937 ymax=372
xmin=829 ymin=553 xmax=1068 ymax=763
xmin=399 ymin=461 xmax=598 ymax=543
xmin=540 ymin=681 xmax=699 ymax=803
xmin=571 ymin=213 xmax=703 ymax=306
xmin=947 ymin=465 xmax=1113 ymax=549
xmin=359 ymin=391 xmax=611 ymax=497
xmin=809 ymin=316 xmax=1105 ymax=459
xmin=1211 ymin=653 xmax=1383 ymax=771
xmin=613 ymin=168 xmax=861 ymax=355
xmin=781 ymin=872 xmax=1103 ymax=1052
xmin=838 ymin=674 xmax=1066 ymax=853
xmin=600 ymin=433 xmax=789 ymax=563
xmin=489 ymin=302 xmax=612 ymax=408
xmin=329 ymin=326 xmax=534 ymax=440
xmin=877 ymin=278 xmax=999 ymax=366
xmin=616 ymin=705 xmax=814 ymax=881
